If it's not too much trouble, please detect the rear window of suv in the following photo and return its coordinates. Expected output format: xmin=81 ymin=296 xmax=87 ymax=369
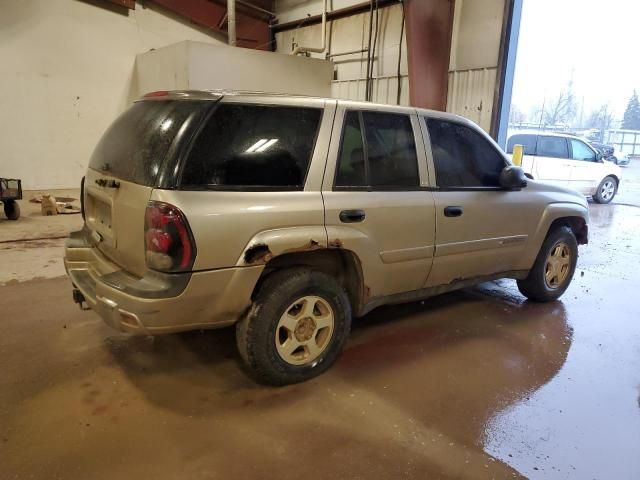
xmin=89 ymin=100 xmax=208 ymax=186
xmin=180 ymin=104 xmax=322 ymax=190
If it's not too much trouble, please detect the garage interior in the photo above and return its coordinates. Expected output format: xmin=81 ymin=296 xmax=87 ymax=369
xmin=1 ymin=1 xmax=639 ymax=479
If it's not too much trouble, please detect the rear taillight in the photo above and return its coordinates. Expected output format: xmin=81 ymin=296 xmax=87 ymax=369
xmin=144 ymin=201 xmax=196 ymax=273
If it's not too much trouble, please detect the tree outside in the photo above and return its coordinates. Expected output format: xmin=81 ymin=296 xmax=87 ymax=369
xmin=540 ymin=82 xmax=578 ymax=126
xmin=584 ymin=104 xmax=614 ymax=132
xmin=622 ymin=91 xmax=640 ymax=130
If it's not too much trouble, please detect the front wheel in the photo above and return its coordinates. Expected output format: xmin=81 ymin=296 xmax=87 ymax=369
xmin=3 ymin=200 xmax=20 ymax=220
xmin=517 ymin=226 xmax=578 ymax=302
xmin=236 ymin=268 xmax=352 ymax=385
xmin=593 ymin=176 xmax=617 ymax=204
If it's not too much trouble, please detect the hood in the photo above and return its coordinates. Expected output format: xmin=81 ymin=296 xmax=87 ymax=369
xmin=525 ymin=179 xmax=589 ymax=208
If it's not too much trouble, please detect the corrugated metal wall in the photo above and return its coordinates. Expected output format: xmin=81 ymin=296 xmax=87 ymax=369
xmin=447 ymin=67 xmax=497 ymax=132
xmin=446 ymin=0 xmax=505 ymax=133
xmin=331 ymin=75 xmax=410 ymax=105
xmin=274 ymin=0 xmax=508 ymax=133
xmin=275 ymin=4 xmax=410 ymax=106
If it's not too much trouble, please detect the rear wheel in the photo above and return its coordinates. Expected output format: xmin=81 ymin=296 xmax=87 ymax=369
xmin=236 ymin=268 xmax=351 ymax=385
xmin=593 ymin=176 xmax=617 ymax=204
xmin=3 ymin=200 xmax=20 ymax=220
xmin=517 ymin=226 xmax=578 ymax=302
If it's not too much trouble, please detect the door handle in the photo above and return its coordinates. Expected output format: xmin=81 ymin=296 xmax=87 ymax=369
xmin=444 ymin=206 xmax=463 ymax=217
xmin=339 ymin=209 xmax=366 ymax=223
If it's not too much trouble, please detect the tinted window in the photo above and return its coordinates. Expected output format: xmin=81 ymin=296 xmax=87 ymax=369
xmin=506 ymin=134 xmax=537 ymax=155
xmin=336 ymin=112 xmax=367 ymax=187
xmin=335 ymin=111 xmax=419 ymax=189
xmin=89 ymin=100 xmax=206 ymax=186
xmin=181 ymin=104 xmax=322 ymax=189
xmin=426 ymin=119 xmax=506 ymax=188
xmin=570 ymin=139 xmax=596 ymax=161
xmin=537 ymin=136 xmax=569 ymax=159
xmin=363 ymin=112 xmax=419 ymax=188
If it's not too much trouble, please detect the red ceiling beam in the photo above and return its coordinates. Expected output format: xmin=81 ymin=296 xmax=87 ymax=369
xmin=148 ymin=0 xmax=271 ymax=50
xmin=404 ymin=0 xmax=455 ymax=110
xmin=105 ymin=0 xmax=136 ymax=9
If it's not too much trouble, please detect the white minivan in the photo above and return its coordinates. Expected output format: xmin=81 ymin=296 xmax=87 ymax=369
xmin=507 ymin=133 xmax=621 ymax=203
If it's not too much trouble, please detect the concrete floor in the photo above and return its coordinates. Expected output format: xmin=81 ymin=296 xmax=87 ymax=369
xmin=2 ymin=170 xmax=640 ymax=480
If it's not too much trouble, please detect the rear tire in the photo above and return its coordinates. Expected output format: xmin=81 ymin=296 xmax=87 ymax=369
xmin=3 ymin=200 xmax=20 ymax=220
xmin=236 ymin=268 xmax=351 ymax=386
xmin=517 ymin=226 xmax=578 ymax=302
xmin=593 ymin=176 xmax=617 ymax=204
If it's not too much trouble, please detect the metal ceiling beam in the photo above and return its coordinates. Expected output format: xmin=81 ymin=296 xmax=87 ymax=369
xmin=148 ymin=0 xmax=272 ymax=49
xmin=271 ymin=0 xmax=398 ymax=33
xmin=149 ymin=0 xmax=227 ymax=30
xmin=404 ymin=0 xmax=455 ymax=110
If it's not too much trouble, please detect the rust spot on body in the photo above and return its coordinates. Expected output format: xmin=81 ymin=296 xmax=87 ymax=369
xmin=244 ymin=244 xmax=272 ymax=264
xmin=363 ymin=285 xmax=371 ymax=302
xmin=282 ymin=239 xmax=322 ymax=254
xmin=329 ymin=238 xmax=343 ymax=248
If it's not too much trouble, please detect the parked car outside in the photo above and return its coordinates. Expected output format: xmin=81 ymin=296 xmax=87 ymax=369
xmin=65 ymin=91 xmax=589 ymax=385
xmin=589 ymin=141 xmax=630 ymax=166
xmin=507 ymin=133 xmax=622 ymax=203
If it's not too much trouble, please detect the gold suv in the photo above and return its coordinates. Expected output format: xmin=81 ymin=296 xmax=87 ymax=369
xmin=64 ymin=90 xmax=589 ymax=385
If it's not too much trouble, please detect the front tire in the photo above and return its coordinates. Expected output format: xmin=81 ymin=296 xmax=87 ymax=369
xmin=3 ymin=200 xmax=20 ymax=220
xmin=593 ymin=176 xmax=617 ymax=204
xmin=517 ymin=226 xmax=578 ymax=302
xmin=236 ymin=268 xmax=351 ymax=386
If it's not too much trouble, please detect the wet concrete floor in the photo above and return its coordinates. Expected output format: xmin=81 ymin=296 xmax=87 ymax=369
xmin=1 ymin=171 xmax=640 ymax=479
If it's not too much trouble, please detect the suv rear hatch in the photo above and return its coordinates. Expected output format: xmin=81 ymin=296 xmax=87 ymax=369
xmin=84 ymin=96 xmax=212 ymax=277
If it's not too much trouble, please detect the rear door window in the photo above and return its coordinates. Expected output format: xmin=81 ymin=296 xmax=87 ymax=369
xmin=426 ymin=118 xmax=506 ymax=188
xmin=89 ymin=100 xmax=208 ymax=186
xmin=537 ymin=136 xmax=569 ymax=159
xmin=335 ymin=111 xmax=419 ymax=190
xmin=181 ymin=104 xmax=322 ymax=190
xmin=506 ymin=134 xmax=537 ymax=155
xmin=363 ymin=112 xmax=420 ymax=188
xmin=335 ymin=111 xmax=367 ymax=187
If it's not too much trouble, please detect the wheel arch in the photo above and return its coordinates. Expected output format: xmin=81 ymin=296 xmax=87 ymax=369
xmin=518 ymin=203 xmax=589 ymax=270
xmin=548 ymin=216 xmax=588 ymax=245
xmin=252 ymin=249 xmax=366 ymax=317
xmin=605 ymin=173 xmax=620 ymax=187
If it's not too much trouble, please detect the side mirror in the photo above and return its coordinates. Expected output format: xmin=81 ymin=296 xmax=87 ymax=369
xmin=595 ymin=152 xmax=603 ymax=162
xmin=500 ymin=166 xmax=528 ymax=190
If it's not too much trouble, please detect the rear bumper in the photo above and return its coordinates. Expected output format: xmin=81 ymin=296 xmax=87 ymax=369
xmin=64 ymin=228 xmax=263 ymax=335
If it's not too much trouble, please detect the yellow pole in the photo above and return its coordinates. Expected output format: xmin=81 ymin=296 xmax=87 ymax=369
xmin=512 ymin=144 xmax=524 ymax=166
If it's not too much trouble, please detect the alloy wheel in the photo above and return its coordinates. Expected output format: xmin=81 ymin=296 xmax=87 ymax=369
xmin=544 ymin=242 xmax=571 ymax=289
xmin=275 ymin=296 xmax=335 ymax=366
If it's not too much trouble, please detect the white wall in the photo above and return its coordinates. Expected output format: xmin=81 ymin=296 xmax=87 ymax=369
xmin=0 ymin=0 xmax=225 ymax=190
xmin=274 ymin=4 xmax=409 ymax=106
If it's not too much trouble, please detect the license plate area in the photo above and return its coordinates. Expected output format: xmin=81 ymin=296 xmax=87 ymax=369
xmin=86 ymin=186 xmax=115 ymax=248
xmin=90 ymin=197 xmax=112 ymax=229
